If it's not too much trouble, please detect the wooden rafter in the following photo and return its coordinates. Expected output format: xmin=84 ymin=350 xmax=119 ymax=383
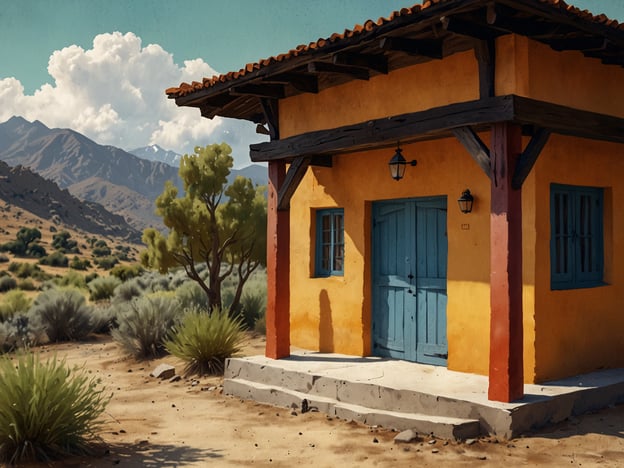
xmin=307 ymin=61 xmax=369 ymax=81
xmin=378 ymin=37 xmax=443 ymax=59
xmin=263 ymin=73 xmax=319 ymax=94
xmin=277 ymin=156 xmax=311 ymax=210
xmin=333 ymin=52 xmax=388 ymax=74
xmin=230 ymin=84 xmax=285 ymax=99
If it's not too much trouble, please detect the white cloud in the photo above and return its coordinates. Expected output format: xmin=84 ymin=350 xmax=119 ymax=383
xmin=0 ymin=32 xmax=266 ymax=168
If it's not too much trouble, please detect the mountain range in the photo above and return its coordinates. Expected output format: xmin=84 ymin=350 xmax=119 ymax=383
xmin=0 ymin=116 xmax=267 ymax=233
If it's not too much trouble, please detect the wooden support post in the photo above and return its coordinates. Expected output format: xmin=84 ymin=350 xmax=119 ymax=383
xmin=489 ymin=122 xmax=524 ymax=402
xmin=266 ymin=161 xmax=290 ymax=359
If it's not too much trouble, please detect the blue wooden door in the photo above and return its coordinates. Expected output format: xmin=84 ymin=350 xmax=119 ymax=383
xmin=372 ymin=198 xmax=448 ymax=365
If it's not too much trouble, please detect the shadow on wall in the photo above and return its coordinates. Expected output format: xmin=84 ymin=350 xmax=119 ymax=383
xmin=319 ymin=289 xmax=334 ymax=352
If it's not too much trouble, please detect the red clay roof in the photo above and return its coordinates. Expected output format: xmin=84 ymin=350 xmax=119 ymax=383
xmin=165 ymin=0 xmax=623 ymax=99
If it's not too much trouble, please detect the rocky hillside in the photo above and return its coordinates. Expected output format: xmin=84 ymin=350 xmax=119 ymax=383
xmin=0 ymin=161 xmax=141 ymax=242
xmin=0 ymin=116 xmax=182 ymax=230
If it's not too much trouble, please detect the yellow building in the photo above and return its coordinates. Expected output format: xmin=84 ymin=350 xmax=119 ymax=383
xmin=167 ymin=0 xmax=624 ymax=402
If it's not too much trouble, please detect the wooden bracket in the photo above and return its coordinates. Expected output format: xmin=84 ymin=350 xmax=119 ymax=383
xmin=230 ymin=84 xmax=285 ymax=99
xmin=512 ymin=128 xmax=551 ymax=189
xmin=333 ymin=52 xmax=388 ymax=74
xmin=308 ymin=61 xmax=370 ymax=81
xmin=277 ymin=156 xmax=311 ymax=210
xmin=379 ymin=37 xmax=443 ymax=59
xmin=260 ymin=98 xmax=280 ymax=140
xmin=452 ymin=126 xmax=491 ymax=178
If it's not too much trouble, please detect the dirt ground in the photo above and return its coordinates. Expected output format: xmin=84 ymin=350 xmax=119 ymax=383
xmin=16 ymin=334 xmax=624 ymax=468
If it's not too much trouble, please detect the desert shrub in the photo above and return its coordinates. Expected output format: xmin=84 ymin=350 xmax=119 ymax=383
xmin=8 ymin=262 xmax=50 ymax=280
xmin=0 ymin=276 xmax=17 ymax=292
xmin=0 ymin=254 xmax=8 ymax=263
xmin=70 ymin=256 xmax=92 ymax=270
xmin=39 ymin=251 xmax=69 ymax=267
xmin=112 ymin=280 xmax=143 ymax=303
xmin=55 ymin=270 xmax=87 ymax=290
xmin=111 ymin=295 xmax=181 ymax=359
xmin=239 ymin=291 xmax=266 ymax=330
xmin=0 ymin=290 xmax=32 ymax=321
xmin=88 ymin=276 xmax=121 ymax=302
xmin=29 ymin=289 xmax=94 ymax=342
xmin=165 ymin=307 xmax=245 ymax=376
xmin=94 ymin=255 xmax=119 ymax=270
xmin=90 ymin=305 xmax=117 ymax=334
xmin=0 ymin=240 xmax=25 ymax=255
xmin=17 ymin=278 xmax=37 ymax=291
xmin=85 ymin=272 xmax=99 ymax=283
xmin=175 ymin=281 xmax=207 ymax=310
xmin=0 ymin=315 xmax=46 ymax=352
xmin=0 ymin=353 xmax=110 ymax=463
xmin=109 ymin=264 xmax=143 ymax=282
xmin=254 ymin=315 xmax=266 ymax=334
xmin=51 ymin=230 xmax=79 ymax=253
xmin=113 ymin=245 xmax=133 ymax=261
xmin=91 ymin=241 xmax=111 ymax=257
xmin=25 ymin=243 xmax=47 ymax=258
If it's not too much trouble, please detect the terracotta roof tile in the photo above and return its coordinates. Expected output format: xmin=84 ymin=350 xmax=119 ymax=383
xmin=166 ymin=0 xmax=623 ymax=99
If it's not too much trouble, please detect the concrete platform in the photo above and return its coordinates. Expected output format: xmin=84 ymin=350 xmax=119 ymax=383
xmin=224 ymin=349 xmax=624 ymax=439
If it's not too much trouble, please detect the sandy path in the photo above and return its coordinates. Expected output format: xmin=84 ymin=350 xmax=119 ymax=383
xmin=17 ymin=335 xmax=624 ymax=467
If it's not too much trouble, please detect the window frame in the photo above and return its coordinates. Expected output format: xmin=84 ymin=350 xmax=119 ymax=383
xmin=550 ymin=183 xmax=604 ymax=290
xmin=315 ymin=208 xmax=345 ymax=277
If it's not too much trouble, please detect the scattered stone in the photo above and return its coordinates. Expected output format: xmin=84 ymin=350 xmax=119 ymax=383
xmin=169 ymin=375 xmax=182 ymax=383
xmin=432 ymin=449 xmax=439 ymax=454
xmin=150 ymin=364 xmax=175 ymax=380
xmin=477 ymin=456 xmax=487 ymax=460
xmin=119 ymin=429 xmax=126 ymax=434
xmin=394 ymin=429 xmax=420 ymax=444
xmin=428 ymin=439 xmax=437 ymax=445
xmin=372 ymin=438 xmax=379 ymax=443
xmin=191 ymin=380 xmax=199 ymax=387
xmin=127 ymin=369 xmax=132 ymax=373
xmin=465 ymin=439 xmax=477 ymax=445
xmin=291 ymin=411 xmax=298 ymax=416
xmin=171 ymin=404 xmax=176 ymax=408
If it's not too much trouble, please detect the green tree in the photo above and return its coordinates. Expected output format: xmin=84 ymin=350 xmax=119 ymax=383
xmin=52 ymin=230 xmax=79 ymax=253
xmin=141 ymin=143 xmax=266 ymax=312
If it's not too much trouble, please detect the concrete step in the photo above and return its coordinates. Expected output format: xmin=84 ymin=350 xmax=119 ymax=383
xmin=225 ymin=358 xmax=501 ymax=425
xmin=224 ymin=377 xmax=481 ymax=440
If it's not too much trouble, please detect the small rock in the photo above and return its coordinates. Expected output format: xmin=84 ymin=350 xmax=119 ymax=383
xmin=150 ymin=364 xmax=175 ymax=380
xmin=477 ymin=456 xmax=487 ymax=460
xmin=432 ymin=449 xmax=439 ymax=453
xmin=428 ymin=439 xmax=437 ymax=445
xmin=169 ymin=375 xmax=182 ymax=383
xmin=191 ymin=380 xmax=199 ymax=387
xmin=372 ymin=438 xmax=379 ymax=443
xmin=465 ymin=438 xmax=477 ymax=445
xmin=291 ymin=411 xmax=298 ymax=416
xmin=394 ymin=429 xmax=420 ymax=444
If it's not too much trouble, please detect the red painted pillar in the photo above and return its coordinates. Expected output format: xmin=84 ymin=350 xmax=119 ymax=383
xmin=266 ymin=161 xmax=290 ymax=359
xmin=488 ymin=122 xmax=524 ymax=402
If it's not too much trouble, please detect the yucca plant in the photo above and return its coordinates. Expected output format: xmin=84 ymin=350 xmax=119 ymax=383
xmin=0 ymin=353 xmax=110 ymax=464
xmin=29 ymin=289 xmax=94 ymax=342
xmin=165 ymin=307 xmax=246 ymax=376
xmin=111 ymin=295 xmax=180 ymax=359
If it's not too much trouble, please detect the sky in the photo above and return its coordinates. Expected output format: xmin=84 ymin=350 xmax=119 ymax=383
xmin=1 ymin=0 xmax=623 ymax=168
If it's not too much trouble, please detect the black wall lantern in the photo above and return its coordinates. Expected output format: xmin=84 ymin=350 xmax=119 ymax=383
xmin=458 ymin=189 xmax=474 ymax=214
xmin=388 ymin=143 xmax=417 ymax=181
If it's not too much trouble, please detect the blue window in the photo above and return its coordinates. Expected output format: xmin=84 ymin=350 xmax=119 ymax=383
xmin=316 ymin=209 xmax=344 ymax=276
xmin=550 ymin=184 xmax=604 ymax=290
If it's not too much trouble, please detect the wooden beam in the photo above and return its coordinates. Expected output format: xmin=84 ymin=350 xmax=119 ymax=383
xmin=307 ymin=61 xmax=369 ymax=81
xmin=310 ymin=155 xmax=333 ymax=167
xmin=250 ymin=95 xmax=624 ymax=162
xmin=474 ymin=39 xmax=496 ymax=98
xmin=452 ymin=126 xmax=491 ymax=178
xmin=256 ymin=124 xmax=271 ymax=135
xmin=266 ymin=161 xmax=290 ymax=359
xmin=379 ymin=37 xmax=443 ymax=59
xmin=548 ymin=37 xmax=607 ymax=52
xmin=488 ymin=122 xmax=524 ymax=403
xmin=263 ymin=73 xmax=319 ymax=94
xmin=251 ymin=96 xmax=515 ymax=161
xmin=230 ymin=84 xmax=285 ymax=99
xmin=277 ymin=156 xmax=311 ymax=210
xmin=333 ymin=52 xmax=388 ymax=74
xmin=259 ymin=98 xmax=279 ymax=140
xmin=512 ymin=128 xmax=551 ymax=189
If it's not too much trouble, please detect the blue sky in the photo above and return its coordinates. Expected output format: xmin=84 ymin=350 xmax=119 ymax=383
xmin=0 ymin=0 xmax=622 ymax=166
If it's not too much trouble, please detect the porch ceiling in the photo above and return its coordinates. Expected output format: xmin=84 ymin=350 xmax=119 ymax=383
xmin=166 ymin=0 xmax=624 ymax=127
